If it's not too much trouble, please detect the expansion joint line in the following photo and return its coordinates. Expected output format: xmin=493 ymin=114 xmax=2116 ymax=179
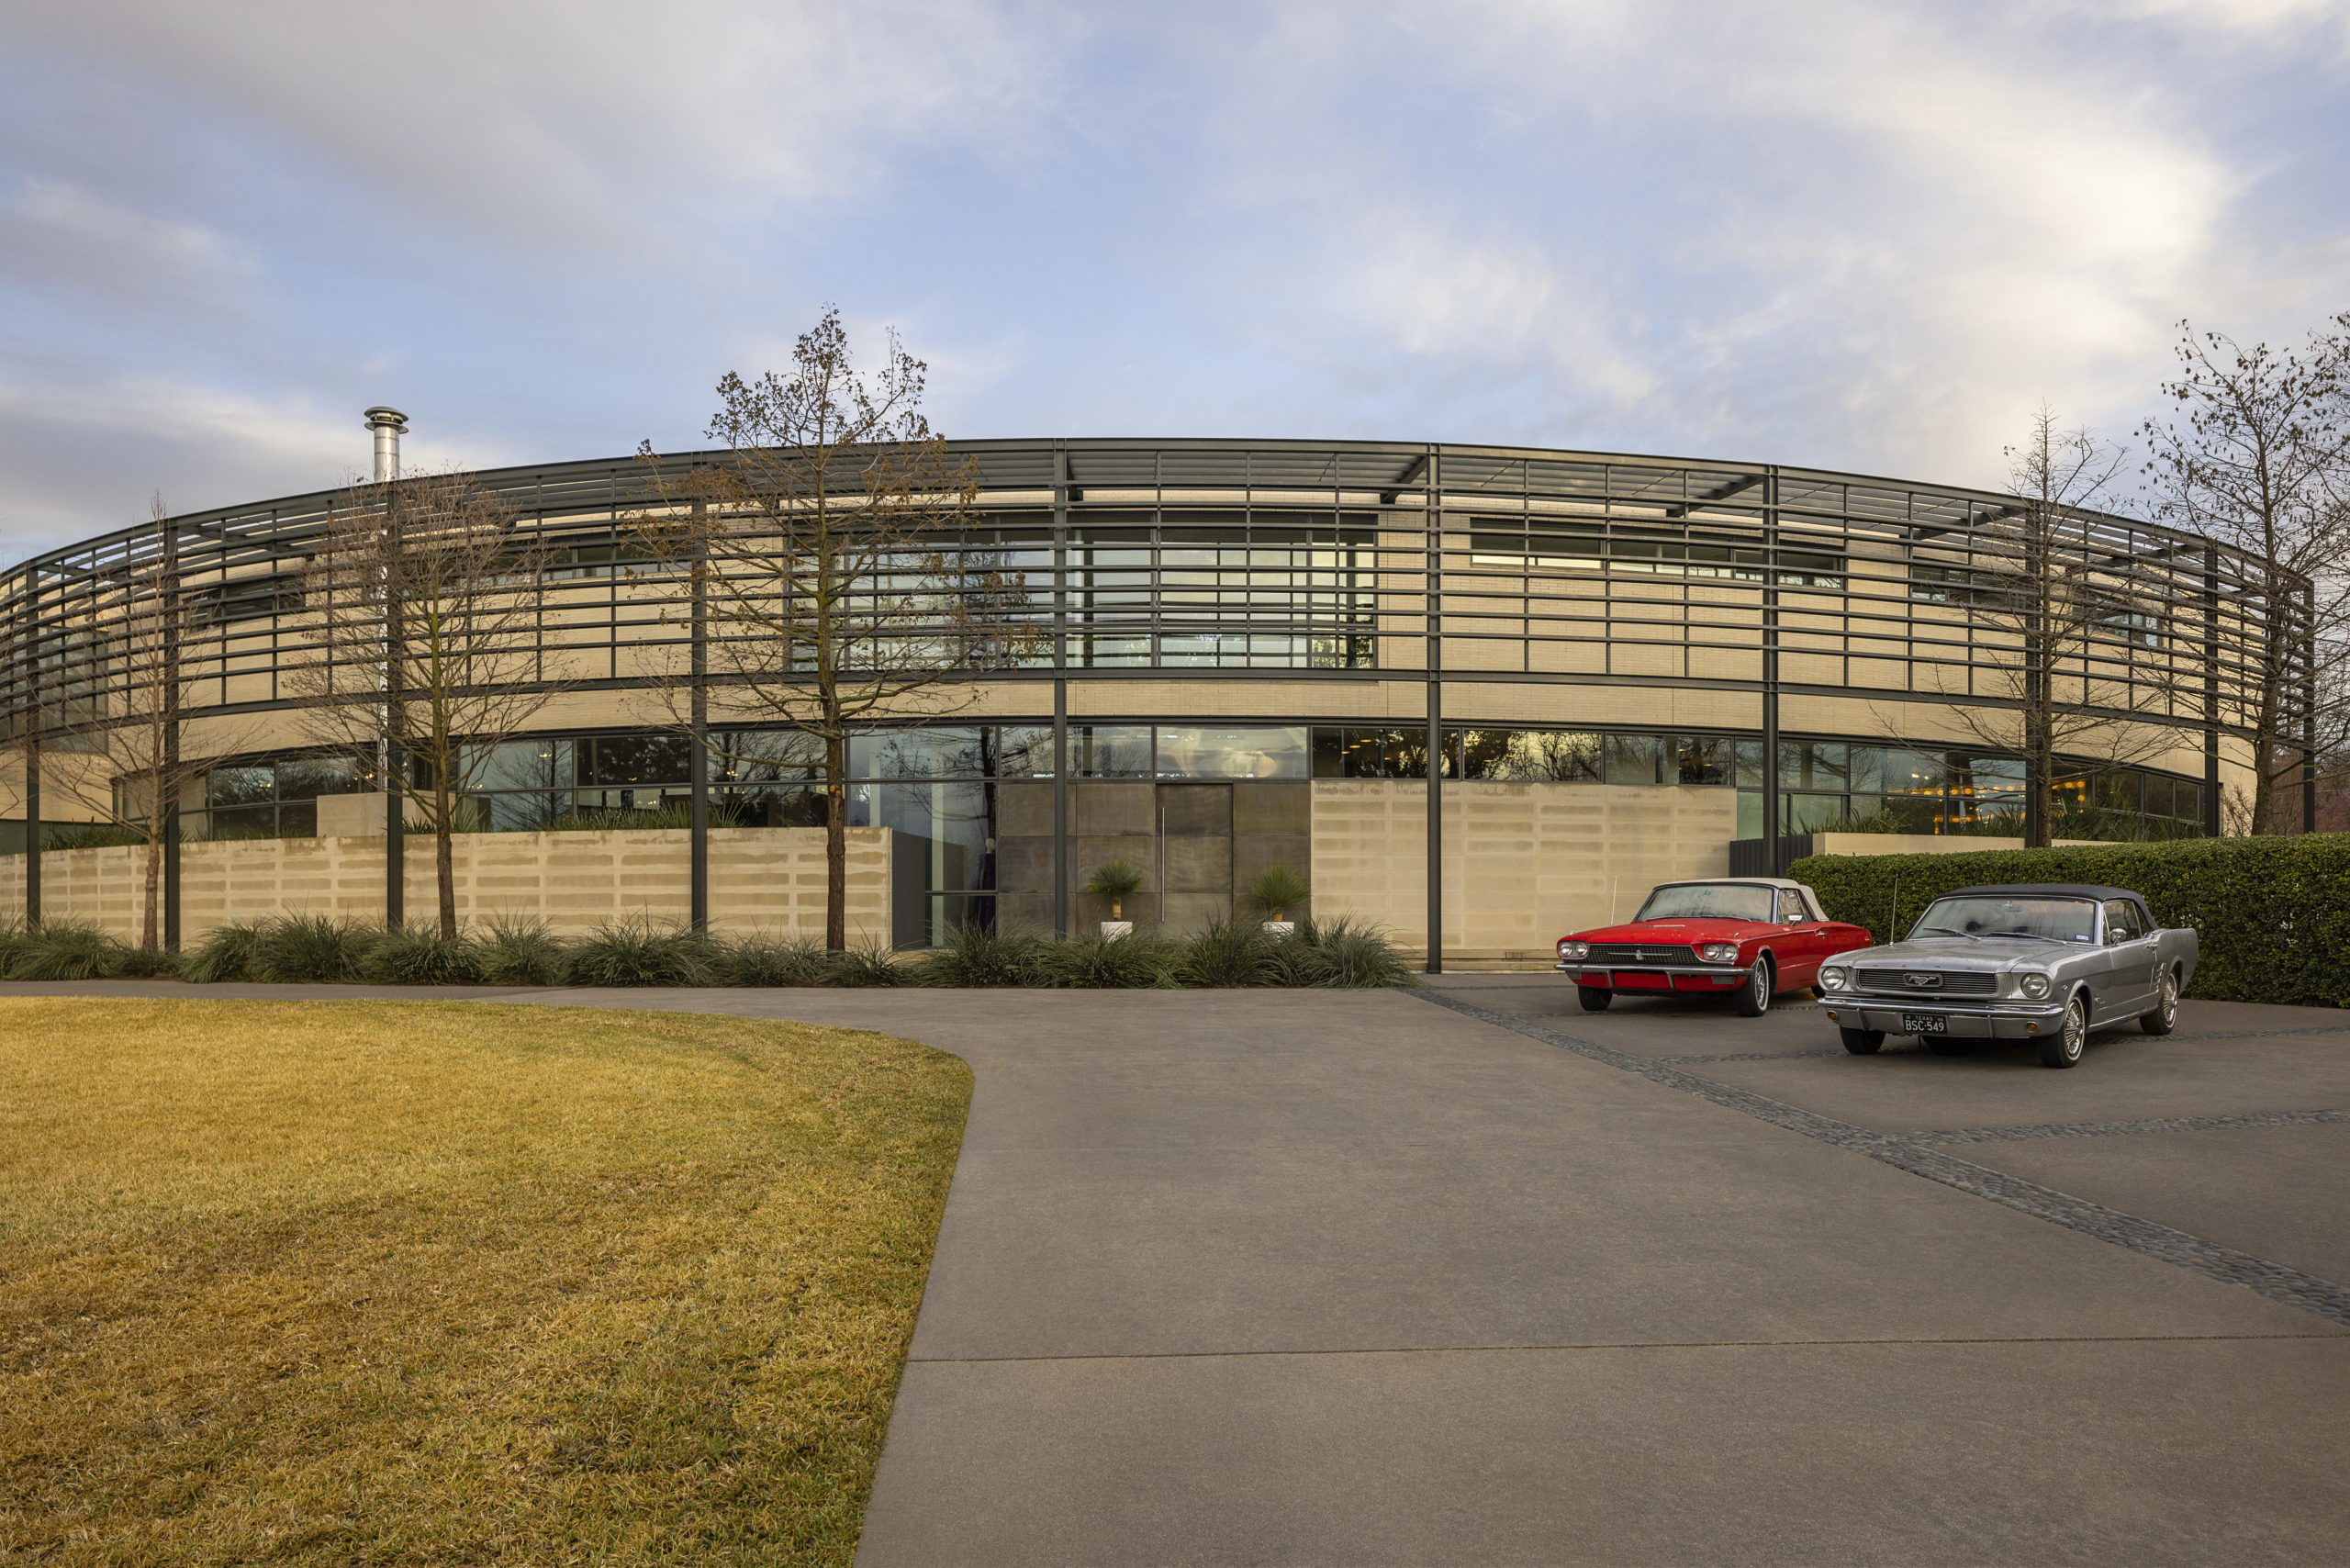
xmin=1412 ymin=991 xmax=2350 ymax=1328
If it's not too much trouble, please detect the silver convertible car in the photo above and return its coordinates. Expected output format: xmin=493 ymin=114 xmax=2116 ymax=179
xmin=1816 ymin=883 xmax=2199 ymax=1070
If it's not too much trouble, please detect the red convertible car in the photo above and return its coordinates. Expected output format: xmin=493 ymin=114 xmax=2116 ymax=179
xmin=1553 ymin=877 xmax=1874 ymax=1016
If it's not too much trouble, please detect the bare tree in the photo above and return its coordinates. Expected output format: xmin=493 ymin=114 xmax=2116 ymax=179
xmin=1898 ymin=408 xmax=2188 ymax=846
xmin=46 ymin=494 xmax=258 ymax=950
xmin=632 ymin=307 xmax=1040 ymax=948
xmin=287 ymin=469 xmax=572 ymax=936
xmin=2142 ymin=319 xmax=2350 ymax=834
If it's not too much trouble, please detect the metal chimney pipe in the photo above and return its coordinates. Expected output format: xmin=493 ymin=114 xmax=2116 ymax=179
xmin=364 ymin=407 xmax=408 ymax=482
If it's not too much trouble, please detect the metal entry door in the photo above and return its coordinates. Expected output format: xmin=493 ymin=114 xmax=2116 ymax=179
xmin=1157 ymin=784 xmax=1233 ymax=934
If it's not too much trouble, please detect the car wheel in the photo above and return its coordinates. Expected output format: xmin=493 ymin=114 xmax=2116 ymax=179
xmin=2141 ymin=969 xmax=2179 ymax=1036
xmin=1733 ymin=958 xmax=1774 ymax=1018
xmin=1576 ymin=985 xmax=1613 ymax=1013
xmin=2038 ymin=995 xmax=2089 ymax=1069
xmin=1839 ymin=1026 xmax=1884 ymax=1055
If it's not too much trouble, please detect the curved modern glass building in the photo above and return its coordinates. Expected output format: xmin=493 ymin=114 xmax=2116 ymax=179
xmin=0 ymin=438 xmax=2311 ymax=964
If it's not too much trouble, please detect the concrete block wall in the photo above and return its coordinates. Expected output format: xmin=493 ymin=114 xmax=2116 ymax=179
xmin=1312 ymin=780 xmax=1740 ymax=963
xmin=0 ymin=827 xmax=892 ymax=946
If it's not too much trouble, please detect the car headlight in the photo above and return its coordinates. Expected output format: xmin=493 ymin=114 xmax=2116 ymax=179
xmin=1697 ymin=942 xmax=1740 ymax=964
xmin=1559 ymin=940 xmax=1589 ymax=961
xmin=1819 ymin=967 xmax=1849 ymax=990
xmin=2018 ymin=972 xmax=2051 ymax=999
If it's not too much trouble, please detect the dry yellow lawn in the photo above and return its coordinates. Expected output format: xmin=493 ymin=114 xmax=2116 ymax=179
xmin=0 ymin=998 xmax=971 ymax=1565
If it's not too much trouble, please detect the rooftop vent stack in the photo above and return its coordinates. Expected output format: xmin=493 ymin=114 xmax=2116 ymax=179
xmin=364 ymin=407 xmax=408 ymax=482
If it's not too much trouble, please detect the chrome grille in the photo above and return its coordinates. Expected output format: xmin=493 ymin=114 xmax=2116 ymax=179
xmin=1591 ymin=943 xmax=1695 ymax=965
xmin=1856 ymin=969 xmax=1997 ymax=996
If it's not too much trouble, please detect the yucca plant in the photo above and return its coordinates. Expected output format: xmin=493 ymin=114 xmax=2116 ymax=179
xmin=250 ymin=913 xmax=377 ymax=984
xmin=1247 ymin=865 xmax=1311 ymax=924
xmin=364 ymin=923 xmax=487 ymax=985
xmin=1082 ymin=858 xmax=1146 ymax=923
xmin=477 ymin=915 xmax=568 ymax=986
xmin=915 ymin=921 xmax=1049 ymax=987
xmin=184 ymin=919 xmax=265 ymax=984
xmin=563 ymin=915 xmax=720 ymax=987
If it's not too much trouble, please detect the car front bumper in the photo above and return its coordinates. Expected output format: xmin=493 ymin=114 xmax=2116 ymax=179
xmin=1555 ymin=963 xmax=1749 ymax=993
xmin=1818 ymin=997 xmax=2068 ymax=1038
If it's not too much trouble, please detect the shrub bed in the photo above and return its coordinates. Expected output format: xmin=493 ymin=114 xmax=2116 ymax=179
xmin=1788 ymin=833 xmax=2350 ymax=1008
xmin=0 ymin=913 xmax=1416 ymax=991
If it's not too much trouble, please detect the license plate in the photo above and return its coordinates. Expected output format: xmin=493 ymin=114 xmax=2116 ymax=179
xmin=1902 ymin=1014 xmax=1948 ymax=1035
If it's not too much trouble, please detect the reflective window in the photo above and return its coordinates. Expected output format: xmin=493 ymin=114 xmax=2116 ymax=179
xmin=1605 ymin=734 xmax=1661 ymax=785
xmin=855 ymin=729 xmax=992 ymax=779
xmin=1157 ymin=727 xmax=1307 ymax=779
xmin=1069 ymin=726 xmax=1152 ymax=778
xmin=578 ymin=734 xmax=690 ymax=787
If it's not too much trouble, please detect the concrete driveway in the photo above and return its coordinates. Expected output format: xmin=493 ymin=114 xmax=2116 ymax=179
xmin=12 ymin=978 xmax=2348 ymax=1563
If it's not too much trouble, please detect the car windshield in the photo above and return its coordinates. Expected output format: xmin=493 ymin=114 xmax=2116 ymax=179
xmin=1910 ymin=896 xmax=2096 ymax=943
xmin=1633 ymin=884 xmax=1775 ymax=923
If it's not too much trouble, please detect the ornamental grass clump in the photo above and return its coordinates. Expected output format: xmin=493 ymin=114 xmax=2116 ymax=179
xmin=915 ymin=921 xmax=1050 ymax=987
xmin=6 ymin=920 xmax=126 ymax=981
xmin=364 ymin=923 xmax=487 ymax=986
xmin=1294 ymin=915 xmax=1414 ymax=988
xmin=826 ymin=937 xmax=904 ymax=988
xmin=563 ymin=915 xmax=720 ymax=988
xmin=184 ymin=919 xmax=265 ymax=984
xmin=111 ymin=943 xmax=185 ymax=980
xmin=476 ymin=915 xmax=568 ymax=986
xmin=1039 ymin=929 xmax=1177 ymax=989
xmin=720 ymin=932 xmax=831 ymax=986
xmin=1173 ymin=915 xmax=1274 ymax=988
xmin=249 ymin=913 xmax=377 ymax=984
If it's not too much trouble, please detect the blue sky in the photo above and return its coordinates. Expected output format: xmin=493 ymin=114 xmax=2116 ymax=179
xmin=2 ymin=0 xmax=2346 ymax=558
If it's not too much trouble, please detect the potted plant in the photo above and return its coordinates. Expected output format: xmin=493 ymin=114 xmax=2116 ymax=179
xmin=1249 ymin=865 xmax=1310 ymax=936
xmin=1085 ymin=858 xmax=1145 ymax=939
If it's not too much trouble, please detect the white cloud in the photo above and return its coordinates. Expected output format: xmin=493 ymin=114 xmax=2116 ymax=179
xmin=0 ymin=372 xmax=514 ymax=561
xmin=0 ymin=180 xmax=256 ymax=314
xmin=6 ymin=0 xmax=1069 ymax=251
xmin=1162 ymin=0 xmax=2283 ymax=482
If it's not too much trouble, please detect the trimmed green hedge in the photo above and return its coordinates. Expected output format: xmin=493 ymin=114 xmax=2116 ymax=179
xmin=1788 ymin=834 xmax=2350 ymax=1009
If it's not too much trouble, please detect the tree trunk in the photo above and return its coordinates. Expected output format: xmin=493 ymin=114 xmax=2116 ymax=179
xmin=436 ymin=778 xmax=456 ymax=938
xmin=140 ymin=827 xmax=162 ymax=952
xmin=825 ymin=732 xmax=846 ymax=951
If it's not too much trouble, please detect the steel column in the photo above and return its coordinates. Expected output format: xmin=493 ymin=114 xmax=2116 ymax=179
xmin=1761 ymin=470 xmax=1782 ymax=868
xmin=22 ymin=735 xmax=38 ymax=924
xmin=688 ymin=497 xmax=709 ymax=929
xmin=1424 ymin=445 xmax=1444 ymax=972
xmin=162 ymin=512 xmax=182 ymax=949
xmin=1052 ymin=442 xmax=1069 ymax=941
xmin=2204 ymin=544 xmax=2222 ymax=837
xmin=382 ymin=487 xmax=404 ymax=926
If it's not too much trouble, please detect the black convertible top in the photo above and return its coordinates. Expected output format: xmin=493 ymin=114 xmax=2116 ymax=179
xmin=1942 ymin=884 xmax=2148 ymax=910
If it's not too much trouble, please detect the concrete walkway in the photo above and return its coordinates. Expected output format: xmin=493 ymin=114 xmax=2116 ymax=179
xmin=7 ymin=980 xmax=2347 ymax=1562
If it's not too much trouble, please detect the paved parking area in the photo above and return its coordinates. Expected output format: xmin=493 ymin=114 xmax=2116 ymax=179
xmin=9 ymin=979 xmax=2347 ymax=1562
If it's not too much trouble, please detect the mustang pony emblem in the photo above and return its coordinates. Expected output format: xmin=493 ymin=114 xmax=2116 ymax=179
xmin=1904 ymin=972 xmax=1942 ymax=989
